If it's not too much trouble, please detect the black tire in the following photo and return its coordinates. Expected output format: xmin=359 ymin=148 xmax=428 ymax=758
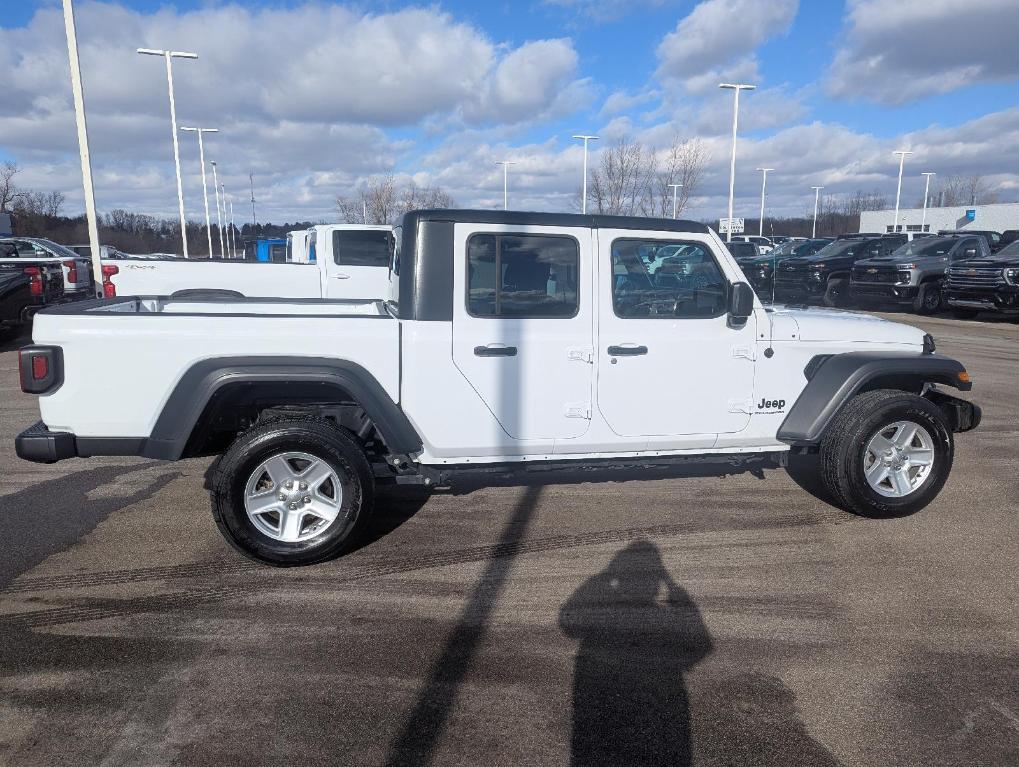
xmin=819 ymin=389 xmax=953 ymax=518
xmin=951 ymin=308 xmax=979 ymax=320
xmin=913 ymin=282 xmax=943 ymax=315
xmin=823 ymin=278 xmax=849 ymax=308
xmin=210 ymin=416 xmax=374 ymax=566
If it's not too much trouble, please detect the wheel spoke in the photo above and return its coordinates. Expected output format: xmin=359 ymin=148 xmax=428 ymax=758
xmin=305 ymin=498 xmax=341 ymax=525
xmin=865 ymin=460 xmax=889 ymax=485
xmin=263 ymin=455 xmax=296 ymax=487
xmin=906 ymin=447 xmax=934 ymax=466
xmin=894 ymin=424 xmax=918 ymax=449
xmin=280 ymin=508 xmax=305 ymax=541
xmin=889 ymin=468 xmax=912 ymax=496
xmin=869 ymin=434 xmax=895 ymax=454
xmin=247 ymin=491 xmax=281 ymax=517
xmin=299 ymin=460 xmax=335 ymax=492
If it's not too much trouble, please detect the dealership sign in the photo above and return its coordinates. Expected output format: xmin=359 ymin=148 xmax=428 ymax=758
xmin=719 ymin=217 xmax=745 ymax=234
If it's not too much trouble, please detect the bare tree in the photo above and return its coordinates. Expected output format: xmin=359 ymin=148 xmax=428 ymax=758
xmin=931 ymin=174 xmax=997 ymax=207
xmin=337 ymin=175 xmax=455 ymax=225
xmin=587 ymin=139 xmax=657 ymax=216
xmin=845 ymin=189 xmax=887 ymax=216
xmin=0 ymin=161 xmax=24 ymax=213
xmin=650 ymin=137 xmax=708 ymax=218
xmin=14 ymin=190 xmax=66 ymax=218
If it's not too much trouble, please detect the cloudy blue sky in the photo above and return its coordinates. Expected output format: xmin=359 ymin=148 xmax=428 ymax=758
xmin=2 ymin=0 xmax=1018 ymax=223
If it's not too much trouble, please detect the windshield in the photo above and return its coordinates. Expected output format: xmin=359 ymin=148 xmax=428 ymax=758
xmin=890 ymin=237 xmax=957 ymax=259
xmin=36 ymin=239 xmax=81 ymax=259
xmin=811 ymin=240 xmax=868 ymax=259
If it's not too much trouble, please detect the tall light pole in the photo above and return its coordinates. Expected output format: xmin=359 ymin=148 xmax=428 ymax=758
xmin=719 ymin=82 xmax=755 ymax=242
xmin=180 ymin=126 xmax=217 ymax=257
xmin=228 ymin=197 xmax=237 ymax=258
xmin=496 ymin=161 xmax=516 ymax=211
xmin=892 ymin=150 xmax=913 ymax=234
xmin=137 ymin=47 xmax=197 ymax=258
xmin=572 ymin=134 xmax=599 ymax=214
xmin=210 ymin=161 xmax=225 ymax=257
xmin=756 ymin=167 xmax=773 ymax=237
xmin=811 ymin=186 xmax=824 ymax=238
xmin=61 ymin=0 xmax=103 ymax=297
xmin=668 ymin=183 xmax=683 ymax=219
xmin=921 ymin=171 xmax=936 ymax=232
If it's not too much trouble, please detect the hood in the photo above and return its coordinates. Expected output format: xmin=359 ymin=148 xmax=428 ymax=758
xmin=954 ymin=257 xmax=1019 ymax=270
xmin=769 ymin=305 xmax=925 ymax=346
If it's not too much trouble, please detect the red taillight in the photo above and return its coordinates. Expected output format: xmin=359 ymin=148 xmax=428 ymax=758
xmin=62 ymin=259 xmax=78 ymax=284
xmin=32 ymin=355 xmax=48 ymax=380
xmin=101 ymin=264 xmax=119 ymax=298
xmin=24 ymin=266 xmax=43 ymax=296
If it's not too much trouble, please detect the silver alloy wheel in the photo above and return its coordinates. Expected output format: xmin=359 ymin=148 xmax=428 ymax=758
xmin=243 ymin=451 xmax=343 ymax=542
xmin=863 ymin=420 xmax=936 ymax=498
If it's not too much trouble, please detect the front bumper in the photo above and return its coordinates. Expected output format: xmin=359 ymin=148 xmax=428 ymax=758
xmin=947 ymin=286 xmax=1019 ymax=314
xmin=850 ymin=282 xmax=918 ymax=303
xmin=15 ymin=421 xmax=77 ymax=463
xmin=926 ymin=390 xmax=982 ymax=433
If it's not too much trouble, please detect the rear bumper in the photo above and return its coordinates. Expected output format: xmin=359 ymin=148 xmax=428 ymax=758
xmin=15 ymin=421 xmax=77 ymax=463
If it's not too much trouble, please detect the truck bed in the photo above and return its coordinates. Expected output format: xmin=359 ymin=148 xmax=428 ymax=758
xmin=32 ymin=296 xmax=399 ymax=439
xmin=102 ymin=258 xmax=322 ymax=298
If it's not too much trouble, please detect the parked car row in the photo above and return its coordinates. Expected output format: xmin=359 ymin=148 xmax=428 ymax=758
xmin=0 ymin=237 xmax=94 ymax=338
xmin=728 ymin=231 xmax=1019 ymax=319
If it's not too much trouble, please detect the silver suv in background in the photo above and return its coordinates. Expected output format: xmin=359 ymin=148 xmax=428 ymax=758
xmin=851 ymin=235 xmax=989 ymax=314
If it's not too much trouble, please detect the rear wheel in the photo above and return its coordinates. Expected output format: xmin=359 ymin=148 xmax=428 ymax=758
xmin=210 ymin=417 xmax=374 ymax=565
xmin=819 ymin=390 xmax=953 ymax=518
xmin=823 ymin=278 xmax=849 ymax=308
xmin=914 ymin=282 xmax=943 ymax=315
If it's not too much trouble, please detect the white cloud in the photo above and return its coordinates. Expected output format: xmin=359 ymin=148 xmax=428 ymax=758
xmin=827 ymin=0 xmax=1019 ymax=104
xmin=543 ymin=0 xmax=673 ymax=22
xmin=656 ymin=0 xmax=798 ymax=83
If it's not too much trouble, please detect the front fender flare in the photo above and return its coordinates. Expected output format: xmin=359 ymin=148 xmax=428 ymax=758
xmin=777 ymin=352 xmax=971 ymax=446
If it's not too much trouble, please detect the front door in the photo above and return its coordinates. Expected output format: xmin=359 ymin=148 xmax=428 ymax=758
xmin=323 ymin=228 xmax=393 ymax=299
xmin=451 ymin=224 xmax=594 ymax=441
xmin=596 ymin=231 xmax=757 ymax=441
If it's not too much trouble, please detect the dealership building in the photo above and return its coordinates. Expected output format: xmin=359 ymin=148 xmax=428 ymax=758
xmin=859 ymin=202 xmax=1019 ymax=235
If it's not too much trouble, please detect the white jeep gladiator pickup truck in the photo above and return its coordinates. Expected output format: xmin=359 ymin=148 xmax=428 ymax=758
xmin=98 ymin=224 xmax=393 ymax=300
xmin=16 ymin=210 xmax=980 ymax=566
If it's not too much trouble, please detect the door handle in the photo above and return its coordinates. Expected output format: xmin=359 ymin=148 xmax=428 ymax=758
xmin=607 ymin=345 xmax=648 ymax=356
xmin=474 ymin=344 xmax=517 ymax=357
xmin=332 ymin=273 xmax=351 ymax=279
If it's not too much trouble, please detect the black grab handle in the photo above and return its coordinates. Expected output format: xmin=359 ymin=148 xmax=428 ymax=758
xmin=607 ymin=345 xmax=648 ymax=356
xmin=474 ymin=345 xmax=518 ymax=357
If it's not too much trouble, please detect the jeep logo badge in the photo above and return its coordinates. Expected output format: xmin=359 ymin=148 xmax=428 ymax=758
xmin=757 ymin=397 xmax=786 ymax=411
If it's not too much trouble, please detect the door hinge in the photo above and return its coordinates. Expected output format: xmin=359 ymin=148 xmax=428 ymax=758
xmin=567 ymin=348 xmax=594 ymax=364
xmin=565 ymin=402 xmax=592 ymax=419
xmin=727 ymin=399 xmax=754 ymax=414
xmin=731 ymin=345 xmax=756 ymax=361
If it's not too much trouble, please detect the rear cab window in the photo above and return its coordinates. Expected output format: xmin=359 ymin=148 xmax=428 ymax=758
xmin=333 ymin=229 xmax=393 ymax=267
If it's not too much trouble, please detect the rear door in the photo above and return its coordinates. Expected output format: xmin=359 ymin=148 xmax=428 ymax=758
xmin=324 ymin=228 xmax=393 ymax=299
xmin=596 ymin=231 xmax=757 ymax=442
xmin=451 ymin=224 xmax=594 ymax=441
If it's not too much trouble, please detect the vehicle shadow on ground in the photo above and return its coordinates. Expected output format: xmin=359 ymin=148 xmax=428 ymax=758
xmin=0 ymin=463 xmax=180 ymax=589
xmin=0 ymin=328 xmax=30 ymax=354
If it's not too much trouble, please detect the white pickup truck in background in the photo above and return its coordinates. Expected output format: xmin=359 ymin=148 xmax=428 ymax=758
xmin=99 ymin=224 xmax=393 ymax=299
xmin=0 ymin=237 xmax=95 ymax=297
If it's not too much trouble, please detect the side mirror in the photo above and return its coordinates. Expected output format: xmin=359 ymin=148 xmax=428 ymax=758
xmin=729 ymin=282 xmax=755 ymax=321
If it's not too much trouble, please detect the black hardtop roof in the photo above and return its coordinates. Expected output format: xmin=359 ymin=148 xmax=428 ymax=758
xmin=401 ymin=208 xmax=710 ymax=234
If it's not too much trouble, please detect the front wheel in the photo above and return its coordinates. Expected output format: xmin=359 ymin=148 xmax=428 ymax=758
xmin=823 ymin=278 xmax=849 ymax=308
xmin=210 ymin=417 xmax=374 ymax=565
xmin=819 ymin=390 xmax=953 ymax=518
xmin=913 ymin=282 xmax=943 ymax=315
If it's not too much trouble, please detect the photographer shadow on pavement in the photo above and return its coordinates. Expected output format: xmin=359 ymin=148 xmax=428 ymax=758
xmin=559 ymin=539 xmax=712 ymax=767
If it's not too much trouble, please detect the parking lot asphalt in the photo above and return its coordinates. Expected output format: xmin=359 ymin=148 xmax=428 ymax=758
xmin=0 ymin=313 xmax=1017 ymax=767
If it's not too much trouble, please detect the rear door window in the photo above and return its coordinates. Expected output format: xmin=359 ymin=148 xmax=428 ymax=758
xmin=333 ymin=230 xmax=393 ymax=267
xmin=467 ymin=233 xmax=579 ymax=318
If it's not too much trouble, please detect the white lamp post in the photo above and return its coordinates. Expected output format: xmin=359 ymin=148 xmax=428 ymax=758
xmin=137 ymin=47 xmax=197 ymax=258
xmin=60 ymin=0 xmax=103 ymax=297
xmin=210 ymin=161 xmax=224 ymax=257
xmin=921 ymin=171 xmax=936 ymax=232
xmin=719 ymin=83 xmax=755 ymax=242
xmin=229 ymin=197 xmax=237 ymax=258
xmin=496 ymin=161 xmax=516 ymax=211
xmin=892 ymin=150 xmax=913 ymax=234
xmin=756 ymin=167 xmax=773 ymax=237
xmin=180 ymin=126 xmax=217 ymax=257
xmin=668 ymin=183 xmax=683 ymax=219
xmin=572 ymin=134 xmax=599 ymax=214
xmin=811 ymin=186 xmax=824 ymax=238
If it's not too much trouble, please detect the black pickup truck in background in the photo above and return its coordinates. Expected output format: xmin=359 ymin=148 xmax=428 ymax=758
xmin=0 ymin=242 xmax=65 ymax=339
xmin=773 ymin=235 xmax=900 ymax=307
xmin=945 ymin=240 xmax=1019 ymax=318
